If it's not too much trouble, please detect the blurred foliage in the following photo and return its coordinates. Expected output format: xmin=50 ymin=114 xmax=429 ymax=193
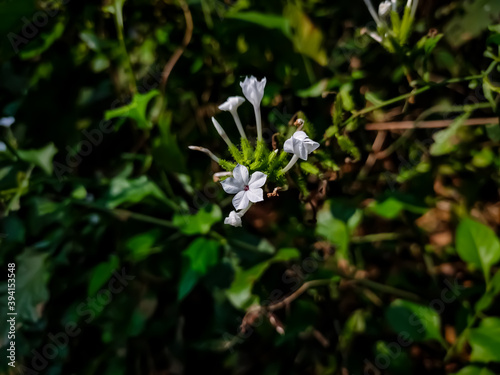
xmin=1 ymin=0 xmax=500 ymax=374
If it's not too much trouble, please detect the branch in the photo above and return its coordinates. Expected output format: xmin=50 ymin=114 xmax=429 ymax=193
xmin=366 ymin=116 xmax=499 ymax=131
xmin=160 ymin=0 xmax=193 ymax=92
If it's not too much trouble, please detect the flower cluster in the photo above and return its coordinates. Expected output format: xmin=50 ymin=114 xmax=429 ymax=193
xmin=189 ymin=76 xmax=319 ymax=227
xmin=363 ymin=0 xmax=419 ymax=49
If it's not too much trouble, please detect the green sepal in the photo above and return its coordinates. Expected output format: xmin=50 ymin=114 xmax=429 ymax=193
xmin=229 ymin=145 xmax=244 ymax=165
xmin=250 ymin=140 xmax=268 ymax=170
xmin=219 ymin=159 xmax=236 ymax=171
xmin=240 ymin=137 xmax=253 ymax=161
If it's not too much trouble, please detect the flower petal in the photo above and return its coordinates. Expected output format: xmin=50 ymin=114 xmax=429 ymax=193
xmin=221 ymin=177 xmax=243 ymax=194
xmin=248 ymin=171 xmax=267 ymax=188
xmin=284 ymin=137 xmax=294 ymax=154
xmin=246 ymin=187 xmax=263 ymax=203
xmin=232 ymin=164 xmax=249 ymax=185
xmin=293 ymin=131 xmax=307 ymax=141
xmin=224 ymin=211 xmax=242 ymax=227
xmin=233 ymin=190 xmax=250 ymax=210
xmin=218 ymin=96 xmax=245 ymax=112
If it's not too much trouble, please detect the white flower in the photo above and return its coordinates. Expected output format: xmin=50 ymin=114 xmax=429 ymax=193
xmin=240 ymin=76 xmax=266 ymax=107
xmin=0 ymin=142 xmax=6 ymax=152
xmin=240 ymin=76 xmax=267 ymax=141
xmin=0 ymin=117 xmax=14 ymax=128
xmin=211 ymin=117 xmax=234 ymax=149
xmin=378 ymin=0 xmax=391 ymax=17
xmin=224 ymin=211 xmax=242 ymax=227
xmin=219 ymin=96 xmax=245 ymax=112
xmin=218 ymin=96 xmax=247 ymax=139
xmin=283 ymin=130 xmax=320 ymax=161
xmin=220 ymin=164 xmax=267 ymax=210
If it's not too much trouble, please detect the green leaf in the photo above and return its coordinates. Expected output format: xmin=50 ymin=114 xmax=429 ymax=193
xmin=0 ymin=0 xmax=37 ymax=59
xmin=184 ymin=237 xmax=219 ymax=275
xmin=469 ymin=317 xmax=500 ymax=363
xmin=152 ymin=111 xmax=186 ymax=173
xmin=456 ymin=218 xmax=500 ymax=284
xmin=385 ymin=299 xmax=445 ymax=345
xmin=453 ymin=366 xmax=495 ymax=375
xmin=17 ymin=143 xmax=58 ymax=175
xmin=103 ymin=175 xmax=175 ymax=209
xmin=173 ymin=204 xmax=222 ymax=235
xmin=226 ymin=12 xmax=291 ymax=37
xmin=367 ymin=197 xmax=427 ymax=220
xmin=10 ymin=250 xmax=49 ymax=322
xmin=444 ymin=0 xmax=500 ymax=47
xmin=19 ymin=20 xmax=65 ymax=59
xmin=485 ymin=123 xmax=500 ymax=142
xmin=316 ymin=203 xmax=349 ymax=259
xmin=88 ymin=255 xmax=120 ymax=296
xmin=475 ymin=270 xmax=500 ymax=313
xmin=226 ymin=248 xmax=300 ymax=309
xmin=104 ymin=90 xmax=159 ymax=130
xmin=125 ymin=229 xmax=161 ymax=262
xmin=283 ymin=4 xmax=328 ymax=66
xmin=430 ymin=113 xmax=470 ymax=156
xmin=178 ymin=238 xmax=220 ymax=300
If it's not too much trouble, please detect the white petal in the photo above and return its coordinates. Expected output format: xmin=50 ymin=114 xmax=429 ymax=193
xmin=305 ymin=139 xmax=320 ymax=154
xmin=232 ymin=164 xmax=249 ymax=185
xmin=218 ymin=96 xmax=245 ymax=112
xmin=293 ymin=131 xmax=308 ymax=141
xmin=248 ymin=171 xmax=267 ymax=188
xmin=284 ymin=137 xmax=294 ymax=154
xmin=224 ymin=211 xmax=242 ymax=227
xmin=240 ymin=76 xmax=266 ymax=107
xmin=233 ymin=190 xmax=250 ymax=210
xmin=221 ymin=177 xmax=243 ymax=194
xmin=0 ymin=117 xmax=15 ymax=127
xmin=246 ymin=188 xmax=264 ymax=203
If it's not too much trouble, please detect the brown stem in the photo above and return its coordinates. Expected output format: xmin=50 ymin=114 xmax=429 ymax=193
xmin=366 ymin=117 xmax=499 ymax=131
xmin=160 ymin=0 xmax=193 ymax=93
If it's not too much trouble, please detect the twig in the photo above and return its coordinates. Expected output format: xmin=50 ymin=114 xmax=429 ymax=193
xmin=366 ymin=116 xmax=499 ymax=131
xmin=160 ymin=0 xmax=193 ymax=92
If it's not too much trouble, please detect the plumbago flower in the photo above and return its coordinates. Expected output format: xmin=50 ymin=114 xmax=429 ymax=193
xmin=221 ymin=164 xmax=266 ymax=210
xmin=188 ymin=76 xmax=321 ymax=227
xmin=282 ymin=130 xmax=320 ymax=173
xmin=362 ymin=0 xmax=419 ymax=49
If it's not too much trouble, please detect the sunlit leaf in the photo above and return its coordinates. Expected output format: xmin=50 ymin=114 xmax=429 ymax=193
xmin=456 ymin=218 xmax=500 ymax=284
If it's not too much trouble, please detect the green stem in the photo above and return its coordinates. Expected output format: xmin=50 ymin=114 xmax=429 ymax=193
xmin=351 ymin=232 xmax=401 ymax=243
xmin=342 ymin=73 xmax=485 ymax=127
xmin=71 ymin=200 xmax=175 ymax=228
xmin=5 ymin=165 xmax=34 ymax=216
xmin=113 ymin=0 xmax=137 ymax=94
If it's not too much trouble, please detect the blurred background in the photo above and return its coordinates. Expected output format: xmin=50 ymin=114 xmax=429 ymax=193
xmin=1 ymin=0 xmax=500 ymax=374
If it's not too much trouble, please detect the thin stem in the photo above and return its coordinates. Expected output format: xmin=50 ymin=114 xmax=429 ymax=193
xmin=237 ymin=203 xmax=252 ymax=217
xmin=266 ymin=272 xmax=421 ymax=313
xmin=363 ymin=0 xmax=381 ymax=26
xmin=365 ymin=116 xmax=499 ymax=131
xmin=281 ymin=154 xmax=299 ymax=174
xmin=231 ymin=111 xmax=247 ymax=139
xmin=254 ymin=106 xmax=262 ymax=142
xmin=341 ymin=73 xmax=485 ymax=127
xmin=188 ymin=145 xmax=220 ymax=163
xmin=160 ymin=0 xmax=193 ymax=93
xmin=410 ymin=0 xmax=418 ymax=19
xmin=212 ymin=117 xmax=235 ymax=149
xmin=351 ymin=232 xmax=402 ymax=243
xmin=71 ymin=200 xmax=176 ymax=228
xmin=268 ymin=279 xmax=332 ymax=311
xmin=112 ymin=0 xmax=137 ymax=94
xmin=6 ymin=165 xmax=34 ymax=215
